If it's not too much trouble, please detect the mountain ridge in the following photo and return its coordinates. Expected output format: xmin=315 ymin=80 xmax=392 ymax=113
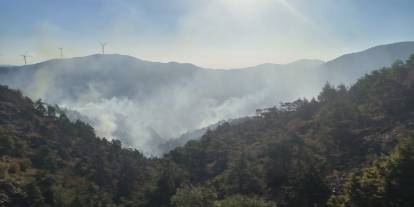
xmin=0 ymin=42 xmax=414 ymax=155
xmin=327 ymin=41 xmax=414 ymax=64
xmin=3 ymin=42 xmax=413 ymax=72
xmin=2 ymin=53 xmax=414 ymax=206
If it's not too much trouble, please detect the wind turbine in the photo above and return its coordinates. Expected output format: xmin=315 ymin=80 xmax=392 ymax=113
xmin=99 ymin=42 xmax=108 ymax=54
xmin=58 ymin=47 xmax=63 ymax=58
xmin=20 ymin=53 xmax=31 ymax=65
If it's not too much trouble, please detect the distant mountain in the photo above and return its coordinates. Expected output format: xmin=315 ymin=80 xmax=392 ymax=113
xmin=0 ymin=42 xmax=413 ymax=155
xmin=0 ymin=54 xmax=201 ymax=101
xmin=234 ymin=59 xmax=325 ymax=71
xmin=323 ymin=41 xmax=414 ymax=84
xmin=165 ymin=54 xmax=414 ymax=207
xmin=160 ymin=42 xmax=414 ymax=151
xmin=2 ymin=54 xmax=414 ymax=206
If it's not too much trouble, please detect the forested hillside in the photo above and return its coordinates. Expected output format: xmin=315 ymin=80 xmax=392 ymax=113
xmin=1 ymin=42 xmax=413 ymax=155
xmin=1 ymin=55 xmax=414 ymax=206
xmin=0 ymin=87 xmax=158 ymax=206
xmin=164 ymin=55 xmax=414 ymax=207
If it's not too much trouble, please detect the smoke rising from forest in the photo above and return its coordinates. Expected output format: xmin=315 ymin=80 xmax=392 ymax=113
xmin=0 ymin=55 xmax=327 ymax=155
xmin=1 ymin=41 xmax=414 ymax=155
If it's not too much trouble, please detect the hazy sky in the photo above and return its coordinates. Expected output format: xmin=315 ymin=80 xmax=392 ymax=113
xmin=1 ymin=0 xmax=413 ymax=68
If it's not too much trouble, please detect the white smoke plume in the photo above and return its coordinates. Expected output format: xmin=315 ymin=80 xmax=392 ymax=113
xmin=1 ymin=41 xmax=414 ymax=155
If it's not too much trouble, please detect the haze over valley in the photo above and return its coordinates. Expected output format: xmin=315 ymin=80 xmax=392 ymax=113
xmin=2 ymin=1 xmax=414 ymax=207
xmin=1 ymin=42 xmax=414 ymax=154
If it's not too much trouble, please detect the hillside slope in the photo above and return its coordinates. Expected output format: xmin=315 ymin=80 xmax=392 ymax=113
xmin=0 ymin=86 xmax=157 ymax=206
xmin=1 ymin=42 xmax=413 ymax=155
xmin=1 ymin=55 xmax=414 ymax=207
xmin=323 ymin=41 xmax=414 ymax=84
xmin=164 ymin=55 xmax=414 ymax=207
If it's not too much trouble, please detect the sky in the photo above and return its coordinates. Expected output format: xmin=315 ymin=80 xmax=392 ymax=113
xmin=0 ymin=0 xmax=413 ymax=68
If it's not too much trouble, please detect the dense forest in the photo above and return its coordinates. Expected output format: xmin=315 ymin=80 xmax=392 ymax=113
xmin=1 ymin=55 xmax=414 ymax=207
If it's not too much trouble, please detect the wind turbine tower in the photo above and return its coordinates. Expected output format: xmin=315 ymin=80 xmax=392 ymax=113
xmin=20 ymin=54 xmax=31 ymax=65
xmin=58 ymin=47 xmax=63 ymax=58
xmin=100 ymin=42 xmax=108 ymax=54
